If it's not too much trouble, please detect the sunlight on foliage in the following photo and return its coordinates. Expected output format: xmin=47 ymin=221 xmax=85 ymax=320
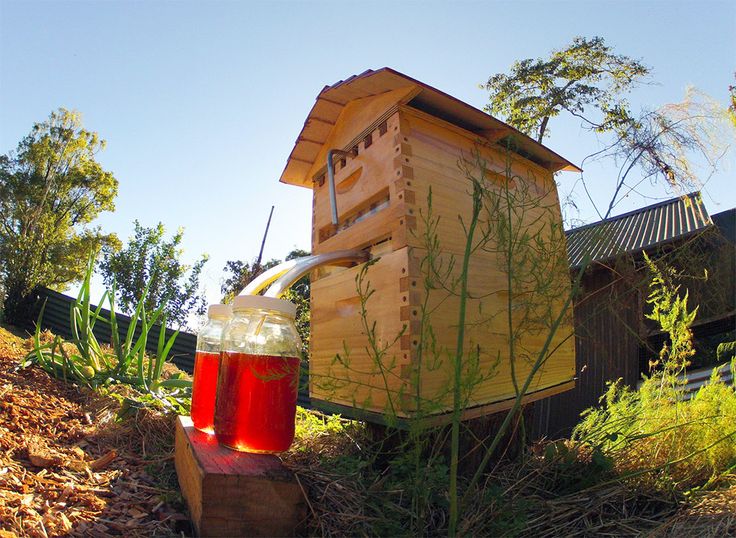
xmin=484 ymin=36 xmax=649 ymax=142
xmin=574 ymin=256 xmax=736 ymax=489
xmin=0 ymin=108 xmax=119 ymax=323
xmin=22 ymin=254 xmax=191 ymax=415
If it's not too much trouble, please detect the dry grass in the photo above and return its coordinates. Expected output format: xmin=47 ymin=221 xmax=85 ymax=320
xmin=283 ymin=409 xmax=736 ymax=537
xmin=654 ymin=480 xmax=736 ymax=537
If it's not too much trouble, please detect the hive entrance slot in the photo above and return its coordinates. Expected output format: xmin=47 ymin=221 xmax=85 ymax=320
xmin=336 ymin=167 xmax=363 ymax=194
xmin=318 ymin=188 xmax=390 ymax=243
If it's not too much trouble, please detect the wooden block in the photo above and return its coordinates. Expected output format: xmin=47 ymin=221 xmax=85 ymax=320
xmin=174 ymin=416 xmax=306 ymax=537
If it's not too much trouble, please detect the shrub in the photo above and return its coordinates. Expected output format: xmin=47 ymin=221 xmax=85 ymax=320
xmin=574 ymin=255 xmax=736 ymax=489
xmin=22 ymin=255 xmax=191 ymax=414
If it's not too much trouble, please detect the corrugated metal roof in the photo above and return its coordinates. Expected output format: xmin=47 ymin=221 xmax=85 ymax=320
xmin=566 ymin=192 xmax=712 ymax=268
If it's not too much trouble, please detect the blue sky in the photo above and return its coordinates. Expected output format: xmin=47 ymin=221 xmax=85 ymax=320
xmin=1 ymin=0 xmax=734 ymax=309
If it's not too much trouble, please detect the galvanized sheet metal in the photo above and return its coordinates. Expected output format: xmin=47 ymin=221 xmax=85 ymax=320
xmin=566 ymin=192 xmax=712 ymax=268
xmin=636 ymin=362 xmax=735 ymax=400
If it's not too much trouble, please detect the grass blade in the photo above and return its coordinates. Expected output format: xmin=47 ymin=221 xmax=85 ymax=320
xmin=125 ymin=272 xmax=155 ymax=354
xmin=136 ymin=309 xmax=149 ymax=390
xmin=108 ymin=282 xmax=124 ymax=373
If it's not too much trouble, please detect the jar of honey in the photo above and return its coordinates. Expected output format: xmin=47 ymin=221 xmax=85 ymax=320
xmin=214 ymin=295 xmax=302 ymax=453
xmin=190 ymin=303 xmax=232 ymax=433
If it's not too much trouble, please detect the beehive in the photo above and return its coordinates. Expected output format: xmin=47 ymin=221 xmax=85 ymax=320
xmin=281 ymin=68 xmax=580 ymax=421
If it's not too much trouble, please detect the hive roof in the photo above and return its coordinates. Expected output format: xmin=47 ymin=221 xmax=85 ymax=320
xmin=280 ymin=67 xmax=581 ymax=187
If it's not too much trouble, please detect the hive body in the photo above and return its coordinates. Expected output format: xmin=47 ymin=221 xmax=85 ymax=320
xmin=282 ymin=70 xmax=577 ymax=421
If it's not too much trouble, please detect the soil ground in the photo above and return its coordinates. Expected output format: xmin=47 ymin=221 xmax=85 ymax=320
xmin=0 ymin=325 xmax=190 ymax=537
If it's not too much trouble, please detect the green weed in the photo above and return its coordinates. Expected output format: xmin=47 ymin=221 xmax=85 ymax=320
xmin=21 ymin=254 xmax=191 ymax=414
xmin=574 ymin=255 xmax=736 ymax=490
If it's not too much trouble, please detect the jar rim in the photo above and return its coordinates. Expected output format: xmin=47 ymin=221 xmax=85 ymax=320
xmin=232 ymin=295 xmax=297 ymax=317
xmin=207 ymin=303 xmax=232 ymax=320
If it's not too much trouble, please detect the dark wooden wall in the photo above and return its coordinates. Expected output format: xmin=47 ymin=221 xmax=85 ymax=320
xmin=532 ymin=210 xmax=736 ymax=439
xmin=532 ymin=265 xmax=643 ymax=438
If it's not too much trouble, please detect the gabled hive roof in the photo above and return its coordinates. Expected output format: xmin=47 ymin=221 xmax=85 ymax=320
xmin=280 ymin=67 xmax=581 ymax=187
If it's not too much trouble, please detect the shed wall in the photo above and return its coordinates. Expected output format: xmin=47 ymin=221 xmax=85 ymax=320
xmin=533 ymin=216 xmax=736 ymax=439
xmin=532 ymin=266 xmax=641 ymax=438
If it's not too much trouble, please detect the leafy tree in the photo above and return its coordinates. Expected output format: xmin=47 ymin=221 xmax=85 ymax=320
xmin=0 ymin=108 xmax=119 ymax=323
xmin=99 ymin=220 xmax=208 ymax=329
xmin=486 ymin=37 xmax=730 ymax=221
xmin=484 ymin=36 xmax=649 ymax=142
xmin=220 ymin=258 xmax=281 ymax=304
xmin=220 ymin=248 xmax=309 ymax=302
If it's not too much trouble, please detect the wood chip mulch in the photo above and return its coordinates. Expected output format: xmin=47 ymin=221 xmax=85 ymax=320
xmin=0 ymin=325 xmax=191 ymax=537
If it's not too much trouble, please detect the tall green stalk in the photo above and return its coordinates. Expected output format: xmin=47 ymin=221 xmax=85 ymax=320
xmin=460 ymin=263 xmax=585 ymax=508
xmin=451 ymin=146 xmax=585 ymax=521
xmin=448 ymin=164 xmax=484 ymax=537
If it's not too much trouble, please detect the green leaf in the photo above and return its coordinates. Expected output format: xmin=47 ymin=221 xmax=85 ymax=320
xmin=717 ymin=341 xmax=736 ymax=362
xmin=153 ymin=378 xmax=192 ymax=389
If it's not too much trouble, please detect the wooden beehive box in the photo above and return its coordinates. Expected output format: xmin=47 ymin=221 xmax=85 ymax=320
xmin=281 ymin=68 xmax=580 ymax=421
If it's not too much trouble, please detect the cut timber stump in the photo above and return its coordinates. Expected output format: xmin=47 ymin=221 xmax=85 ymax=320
xmin=175 ymin=416 xmax=306 ymax=537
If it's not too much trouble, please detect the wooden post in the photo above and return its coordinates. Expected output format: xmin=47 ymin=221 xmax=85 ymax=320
xmin=174 ymin=416 xmax=306 ymax=537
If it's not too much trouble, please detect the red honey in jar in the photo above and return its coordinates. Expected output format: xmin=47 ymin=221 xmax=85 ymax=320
xmin=214 ymin=295 xmax=302 ymax=453
xmin=190 ymin=304 xmax=231 ymax=433
xmin=215 ymin=353 xmax=300 ymax=452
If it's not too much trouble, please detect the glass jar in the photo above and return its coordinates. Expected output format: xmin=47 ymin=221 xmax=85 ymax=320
xmin=214 ymin=295 xmax=302 ymax=453
xmin=191 ymin=303 xmax=232 ymax=433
